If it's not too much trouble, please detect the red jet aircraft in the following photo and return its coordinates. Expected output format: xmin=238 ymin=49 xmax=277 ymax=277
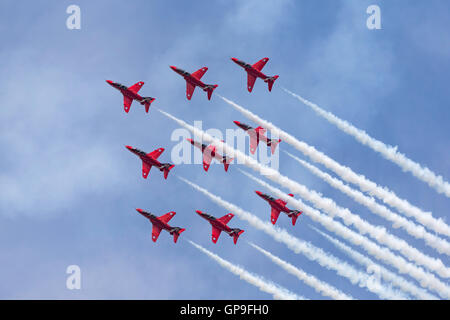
xmin=126 ymin=145 xmax=175 ymax=179
xmin=196 ymin=210 xmax=244 ymax=244
xmin=170 ymin=66 xmax=218 ymax=100
xmin=136 ymin=208 xmax=185 ymax=243
xmin=187 ymin=138 xmax=233 ymax=172
xmin=234 ymin=121 xmax=281 ymax=155
xmin=106 ymin=80 xmax=155 ymax=113
xmin=255 ymin=191 xmax=302 ymax=226
xmin=231 ymin=57 xmax=279 ymax=92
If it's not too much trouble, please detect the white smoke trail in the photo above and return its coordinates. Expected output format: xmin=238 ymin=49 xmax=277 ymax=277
xmin=217 ymin=95 xmax=450 ymax=237
xmin=188 ymin=240 xmax=304 ymax=300
xmin=179 ymin=176 xmax=408 ymax=300
xmin=283 ymin=88 xmax=450 ymax=198
xmin=249 ymin=242 xmax=354 ymax=300
xmin=239 ymin=169 xmax=450 ymax=299
xmin=310 ymin=227 xmax=439 ymax=300
xmin=156 ymin=108 xmax=448 ymax=277
xmin=157 ymin=109 xmax=450 ymax=297
xmin=285 ymin=151 xmax=450 ymax=256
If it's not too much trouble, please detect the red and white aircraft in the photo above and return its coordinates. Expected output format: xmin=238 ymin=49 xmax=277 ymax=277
xmin=255 ymin=191 xmax=302 ymax=226
xmin=196 ymin=210 xmax=244 ymax=244
xmin=136 ymin=208 xmax=185 ymax=243
xmin=106 ymin=80 xmax=156 ymax=113
xmin=186 ymin=138 xmax=233 ymax=172
xmin=231 ymin=57 xmax=279 ymax=92
xmin=170 ymin=66 xmax=218 ymax=100
xmin=234 ymin=121 xmax=281 ymax=155
xmin=126 ymin=145 xmax=175 ymax=179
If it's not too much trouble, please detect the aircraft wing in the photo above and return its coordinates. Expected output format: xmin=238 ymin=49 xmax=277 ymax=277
xmin=217 ymin=213 xmax=234 ymax=225
xmin=142 ymin=162 xmax=152 ymax=179
xmin=151 ymin=224 xmax=162 ymax=242
xmin=202 ymin=145 xmax=215 ymax=172
xmin=247 ymin=73 xmax=257 ymax=92
xmin=128 ymin=81 xmax=145 ymax=94
xmin=186 ymin=82 xmax=196 ymax=100
xmin=255 ymin=126 xmax=267 ymax=135
xmin=147 ymin=147 xmax=165 ymax=160
xmin=211 ymin=226 xmax=222 ymax=243
xmin=270 ymin=207 xmax=281 ymax=225
xmin=158 ymin=211 xmax=176 ymax=224
xmin=123 ymin=95 xmax=133 ymax=113
xmin=276 ymin=198 xmax=288 ymax=206
xmin=191 ymin=67 xmax=208 ymax=80
xmin=248 ymin=130 xmax=259 ymax=155
xmin=252 ymin=57 xmax=269 ymax=71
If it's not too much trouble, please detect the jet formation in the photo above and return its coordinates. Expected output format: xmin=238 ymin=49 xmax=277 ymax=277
xmin=108 ymin=57 xmax=302 ymax=244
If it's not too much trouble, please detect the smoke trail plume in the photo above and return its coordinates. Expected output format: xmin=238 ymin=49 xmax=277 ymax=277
xmin=310 ymin=227 xmax=439 ymax=300
xmin=283 ymin=88 xmax=450 ymax=198
xmin=217 ymin=96 xmax=450 ymax=237
xmin=285 ymin=151 xmax=450 ymax=256
xmin=188 ymin=240 xmax=304 ymax=300
xmin=157 ymin=107 xmax=448 ymax=277
xmin=249 ymin=242 xmax=353 ymax=300
xmin=179 ymin=176 xmax=408 ymax=300
xmin=239 ymin=169 xmax=450 ymax=298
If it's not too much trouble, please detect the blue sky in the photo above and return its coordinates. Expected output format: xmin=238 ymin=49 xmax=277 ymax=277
xmin=0 ymin=0 xmax=448 ymax=299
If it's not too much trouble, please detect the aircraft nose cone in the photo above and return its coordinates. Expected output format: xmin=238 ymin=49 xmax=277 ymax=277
xmin=195 ymin=210 xmax=203 ymax=215
xmin=170 ymin=65 xmax=177 ymax=70
xmin=186 ymin=138 xmax=194 ymax=144
xmin=233 ymin=121 xmax=240 ymax=126
xmin=255 ymin=191 xmax=262 ymax=196
xmin=136 ymin=208 xmax=143 ymax=213
xmin=106 ymin=80 xmax=113 ymax=84
xmin=231 ymin=57 xmax=237 ymax=62
xmin=125 ymin=145 xmax=133 ymax=150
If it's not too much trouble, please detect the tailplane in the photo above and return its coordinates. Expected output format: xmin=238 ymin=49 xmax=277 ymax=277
xmin=170 ymin=227 xmax=186 ymax=243
xmin=159 ymin=163 xmax=175 ymax=179
xmin=140 ymin=97 xmax=155 ymax=113
xmin=289 ymin=210 xmax=302 ymax=226
xmin=267 ymin=138 xmax=281 ymax=154
xmin=205 ymin=84 xmax=219 ymax=100
xmin=222 ymin=156 xmax=234 ymax=172
xmin=264 ymin=75 xmax=279 ymax=92
xmin=231 ymin=229 xmax=245 ymax=244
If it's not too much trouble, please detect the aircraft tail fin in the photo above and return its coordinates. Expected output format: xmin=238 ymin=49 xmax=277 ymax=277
xmin=265 ymin=75 xmax=279 ymax=92
xmin=160 ymin=163 xmax=175 ymax=179
xmin=232 ymin=229 xmax=245 ymax=245
xmin=206 ymin=84 xmax=218 ymax=100
xmin=172 ymin=228 xmax=185 ymax=243
xmin=140 ymin=97 xmax=155 ymax=113
xmin=289 ymin=211 xmax=302 ymax=226
xmin=223 ymin=156 xmax=234 ymax=172
xmin=267 ymin=139 xmax=281 ymax=154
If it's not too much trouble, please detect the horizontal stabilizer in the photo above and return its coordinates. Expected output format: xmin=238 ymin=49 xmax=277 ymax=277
xmin=232 ymin=229 xmax=244 ymax=244
xmin=265 ymin=75 xmax=279 ymax=92
xmin=172 ymin=228 xmax=185 ymax=243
